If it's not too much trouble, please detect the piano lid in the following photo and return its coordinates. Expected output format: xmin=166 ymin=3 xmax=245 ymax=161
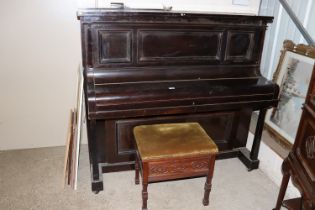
xmin=77 ymin=8 xmax=273 ymax=24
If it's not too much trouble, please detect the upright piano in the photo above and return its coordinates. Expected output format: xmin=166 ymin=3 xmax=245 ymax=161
xmin=77 ymin=9 xmax=279 ymax=193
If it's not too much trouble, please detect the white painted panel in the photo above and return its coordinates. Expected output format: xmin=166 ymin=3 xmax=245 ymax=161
xmin=299 ymin=0 xmax=313 ymax=43
xmin=306 ymin=0 xmax=315 ymax=41
xmin=260 ymin=0 xmax=281 ymax=78
xmin=259 ymin=0 xmax=274 ymax=76
xmin=292 ymin=0 xmax=308 ymax=43
xmin=260 ymin=0 xmax=315 ymax=78
xmin=86 ymin=0 xmax=261 ymax=15
xmin=287 ymin=0 xmax=297 ymax=41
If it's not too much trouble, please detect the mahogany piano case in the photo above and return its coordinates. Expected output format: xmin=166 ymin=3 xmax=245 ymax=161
xmin=77 ymin=9 xmax=279 ymax=193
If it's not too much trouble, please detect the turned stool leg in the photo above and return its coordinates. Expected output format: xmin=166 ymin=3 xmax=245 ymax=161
xmin=135 ymin=155 xmax=140 ymax=185
xmin=142 ymin=182 xmax=148 ymax=210
xmin=203 ymin=155 xmax=216 ymax=206
xmin=142 ymin=163 xmax=149 ymax=210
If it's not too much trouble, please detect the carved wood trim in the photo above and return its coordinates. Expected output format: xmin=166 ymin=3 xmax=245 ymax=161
xmin=272 ymin=40 xmax=315 ymax=83
xmin=305 ymin=136 xmax=315 ymax=159
xmin=148 ymin=158 xmax=210 ymax=177
xmin=294 ymin=106 xmax=315 ymax=182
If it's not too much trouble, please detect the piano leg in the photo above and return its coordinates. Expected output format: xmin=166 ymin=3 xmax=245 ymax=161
xmin=91 ymin=164 xmax=103 ymax=194
xmin=238 ymin=109 xmax=267 ymax=171
xmin=87 ymin=119 xmax=104 ymax=193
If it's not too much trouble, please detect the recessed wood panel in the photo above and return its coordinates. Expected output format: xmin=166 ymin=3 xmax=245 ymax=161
xmin=225 ymin=31 xmax=255 ymax=62
xmin=98 ymin=30 xmax=132 ymax=63
xmin=115 ymin=112 xmax=236 ymax=158
xmin=297 ymin=111 xmax=315 ymax=178
xmin=138 ymin=30 xmax=222 ymax=63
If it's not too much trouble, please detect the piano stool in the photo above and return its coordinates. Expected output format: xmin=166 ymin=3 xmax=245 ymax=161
xmin=133 ymin=122 xmax=218 ymax=210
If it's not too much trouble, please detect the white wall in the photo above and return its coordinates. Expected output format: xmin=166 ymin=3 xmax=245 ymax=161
xmin=0 ymin=0 xmax=261 ymax=150
xmin=95 ymin=0 xmax=261 ymax=15
xmin=0 ymin=0 xmax=81 ymax=150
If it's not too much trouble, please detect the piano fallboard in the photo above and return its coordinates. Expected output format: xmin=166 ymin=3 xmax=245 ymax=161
xmin=88 ymin=77 xmax=278 ymax=119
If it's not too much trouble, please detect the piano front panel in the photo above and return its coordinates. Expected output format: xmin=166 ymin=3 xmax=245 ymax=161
xmin=225 ymin=30 xmax=255 ymax=63
xmin=89 ymin=26 xmax=265 ymax=68
xmin=103 ymin=112 xmax=248 ymax=163
xmin=138 ymin=30 xmax=222 ymax=63
xmin=96 ymin=30 xmax=132 ymax=64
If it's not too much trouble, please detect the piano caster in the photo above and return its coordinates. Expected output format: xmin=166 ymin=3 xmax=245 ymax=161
xmin=93 ymin=191 xmax=100 ymax=194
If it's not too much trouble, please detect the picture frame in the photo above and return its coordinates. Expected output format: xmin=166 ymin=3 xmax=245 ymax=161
xmin=265 ymin=40 xmax=315 ymax=150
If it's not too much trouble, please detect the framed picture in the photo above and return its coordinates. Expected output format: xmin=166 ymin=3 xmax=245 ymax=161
xmin=265 ymin=40 xmax=315 ymax=149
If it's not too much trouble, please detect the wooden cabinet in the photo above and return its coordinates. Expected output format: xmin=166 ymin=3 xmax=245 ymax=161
xmin=273 ymin=68 xmax=315 ymax=210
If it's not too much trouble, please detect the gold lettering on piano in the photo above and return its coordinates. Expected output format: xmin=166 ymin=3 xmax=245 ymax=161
xmin=305 ymin=136 xmax=315 ymax=159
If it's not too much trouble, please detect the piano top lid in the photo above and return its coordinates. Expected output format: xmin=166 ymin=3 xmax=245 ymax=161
xmin=77 ymin=8 xmax=273 ymax=25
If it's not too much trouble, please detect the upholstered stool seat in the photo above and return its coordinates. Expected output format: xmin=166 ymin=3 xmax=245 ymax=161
xmin=133 ymin=122 xmax=218 ymax=210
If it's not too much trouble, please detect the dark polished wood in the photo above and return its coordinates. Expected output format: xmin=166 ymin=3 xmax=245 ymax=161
xmin=273 ymin=105 xmax=315 ymax=210
xmin=273 ymin=66 xmax=315 ymax=209
xmin=283 ymin=198 xmax=303 ymax=210
xmin=77 ymin=9 xmax=278 ymax=192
